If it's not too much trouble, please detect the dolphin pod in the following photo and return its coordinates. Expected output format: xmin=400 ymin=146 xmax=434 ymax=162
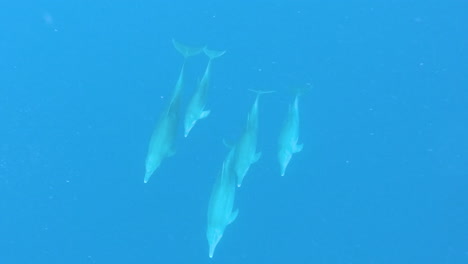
xmin=142 ymin=40 xmax=305 ymax=258
xmin=184 ymin=47 xmax=226 ymax=137
xmin=144 ymin=40 xmax=203 ymax=183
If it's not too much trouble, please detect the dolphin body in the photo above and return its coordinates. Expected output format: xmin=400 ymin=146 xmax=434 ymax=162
xmin=206 ymin=149 xmax=239 ymax=258
xmin=184 ymin=47 xmax=226 ymax=137
xmin=278 ymin=92 xmax=303 ymax=176
xmin=144 ymin=40 xmax=203 ymax=183
xmin=230 ymin=90 xmax=273 ymax=187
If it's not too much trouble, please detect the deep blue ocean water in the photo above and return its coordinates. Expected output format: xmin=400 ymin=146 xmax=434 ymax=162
xmin=0 ymin=1 xmax=467 ymax=263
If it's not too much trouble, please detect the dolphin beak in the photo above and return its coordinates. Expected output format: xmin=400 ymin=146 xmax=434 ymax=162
xmin=209 ymin=244 xmax=216 ymax=258
xmin=185 ymin=122 xmax=197 ymax=138
xmin=144 ymin=171 xmax=153 ymax=183
xmin=280 ymin=167 xmax=287 ymax=176
xmin=184 ymin=128 xmax=192 ymax=138
xmin=208 ymin=237 xmax=221 ymax=259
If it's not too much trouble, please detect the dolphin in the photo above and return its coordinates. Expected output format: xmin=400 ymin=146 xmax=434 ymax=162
xmin=206 ymin=150 xmax=238 ymax=258
xmin=278 ymin=91 xmax=303 ymax=176
xmin=230 ymin=90 xmax=274 ymax=187
xmin=184 ymin=47 xmax=226 ymax=137
xmin=144 ymin=40 xmax=203 ymax=183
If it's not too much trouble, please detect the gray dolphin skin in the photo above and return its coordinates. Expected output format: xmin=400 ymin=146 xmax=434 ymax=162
xmin=206 ymin=149 xmax=239 ymax=258
xmin=184 ymin=47 xmax=226 ymax=137
xmin=144 ymin=40 xmax=203 ymax=183
xmin=230 ymin=90 xmax=273 ymax=187
xmin=278 ymin=92 xmax=303 ymax=176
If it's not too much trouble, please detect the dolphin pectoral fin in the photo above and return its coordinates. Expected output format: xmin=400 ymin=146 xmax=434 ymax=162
xmin=253 ymin=152 xmax=262 ymax=163
xmin=228 ymin=209 xmax=239 ymax=225
xmin=200 ymin=110 xmax=211 ymax=119
xmin=294 ymin=143 xmax=304 ymax=153
xmin=222 ymin=138 xmax=233 ymax=149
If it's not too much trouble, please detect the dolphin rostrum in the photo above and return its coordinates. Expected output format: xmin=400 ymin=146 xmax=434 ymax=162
xmin=144 ymin=40 xmax=203 ymax=183
xmin=206 ymin=149 xmax=238 ymax=258
xmin=184 ymin=47 xmax=226 ymax=137
xmin=230 ymin=90 xmax=274 ymax=187
xmin=278 ymin=91 xmax=303 ymax=176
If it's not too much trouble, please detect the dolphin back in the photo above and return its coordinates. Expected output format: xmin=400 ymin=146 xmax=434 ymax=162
xmin=207 ymin=158 xmax=237 ymax=230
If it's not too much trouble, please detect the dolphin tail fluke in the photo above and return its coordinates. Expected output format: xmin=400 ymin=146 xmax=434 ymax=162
xmin=294 ymin=143 xmax=304 ymax=153
xmin=228 ymin=209 xmax=239 ymax=225
xmin=172 ymin=39 xmax=204 ymax=58
xmin=289 ymin=84 xmax=312 ymax=96
xmin=204 ymin=47 xmax=226 ymax=60
xmin=248 ymin=89 xmax=276 ymax=95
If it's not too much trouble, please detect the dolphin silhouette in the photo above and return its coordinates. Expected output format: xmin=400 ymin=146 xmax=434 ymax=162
xmin=144 ymin=40 xmax=203 ymax=183
xmin=278 ymin=91 xmax=303 ymax=176
xmin=206 ymin=149 xmax=238 ymax=258
xmin=230 ymin=90 xmax=274 ymax=187
xmin=184 ymin=47 xmax=225 ymax=137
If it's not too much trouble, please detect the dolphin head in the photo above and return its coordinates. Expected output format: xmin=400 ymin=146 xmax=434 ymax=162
xmin=235 ymin=166 xmax=248 ymax=188
xmin=278 ymin=149 xmax=292 ymax=176
xmin=144 ymin=156 xmax=161 ymax=183
xmin=206 ymin=227 xmax=224 ymax=258
xmin=184 ymin=115 xmax=197 ymax=137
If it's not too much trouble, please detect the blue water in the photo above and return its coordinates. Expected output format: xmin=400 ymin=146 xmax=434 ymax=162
xmin=1 ymin=1 xmax=467 ymax=263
